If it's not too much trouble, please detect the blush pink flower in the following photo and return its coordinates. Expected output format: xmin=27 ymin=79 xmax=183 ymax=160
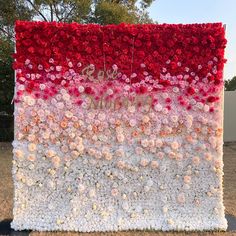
xmin=156 ymin=151 xmax=164 ymax=159
xmin=177 ymin=193 xmax=186 ymax=204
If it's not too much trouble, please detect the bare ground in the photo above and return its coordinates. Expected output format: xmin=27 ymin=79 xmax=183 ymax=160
xmin=0 ymin=142 xmax=236 ymax=236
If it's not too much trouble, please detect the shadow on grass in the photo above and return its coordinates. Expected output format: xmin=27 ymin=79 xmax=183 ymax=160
xmin=0 ymin=219 xmax=31 ymax=236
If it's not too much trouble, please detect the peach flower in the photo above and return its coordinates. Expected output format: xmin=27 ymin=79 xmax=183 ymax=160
xmin=71 ymin=150 xmax=80 ymax=158
xmin=111 ymin=188 xmax=119 ymax=197
xmin=192 ymin=156 xmax=200 ymax=165
xmin=60 ymin=120 xmax=68 ymax=129
xmin=171 ymin=141 xmax=179 ymax=150
xmin=142 ymin=115 xmax=150 ymax=123
xmin=52 ymin=156 xmax=61 ymax=168
xmin=176 ymin=153 xmax=183 ymax=161
xmin=46 ymin=149 xmax=57 ymax=158
xmin=151 ymin=160 xmax=159 ymax=169
xmin=169 ymin=152 xmax=176 ymax=159
xmin=28 ymin=154 xmax=36 ymax=162
xmin=204 ymin=153 xmax=212 ymax=161
xmin=88 ymin=148 xmax=96 ymax=156
xmin=104 ymin=152 xmax=112 ymax=161
xmin=140 ymin=159 xmax=149 ymax=167
xmin=14 ymin=149 xmax=24 ymax=159
xmin=183 ymin=175 xmax=191 ymax=184
xmin=28 ymin=143 xmax=37 ymax=152
xmin=214 ymin=160 xmax=221 ymax=168
xmin=117 ymin=160 xmax=126 ymax=169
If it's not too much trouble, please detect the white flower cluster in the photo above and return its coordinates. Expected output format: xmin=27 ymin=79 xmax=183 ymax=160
xmin=11 ymin=88 xmax=227 ymax=232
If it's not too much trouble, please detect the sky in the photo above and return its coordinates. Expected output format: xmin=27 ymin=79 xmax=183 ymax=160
xmin=148 ymin=0 xmax=236 ymax=80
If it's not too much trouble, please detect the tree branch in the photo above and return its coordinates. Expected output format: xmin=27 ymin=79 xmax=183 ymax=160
xmin=0 ymin=27 xmax=13 ymax=40
xmin=61 ymin=4 xmax=76 ymax=22
xmin=52 ymin=1 xmax=62 ymax=21
xmin=25 ymin=0 xmax=48 ymax=21
xmin=49 ymin=3 xmax=53 ymax=21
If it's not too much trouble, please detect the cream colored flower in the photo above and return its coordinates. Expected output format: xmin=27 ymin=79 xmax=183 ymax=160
xmin=98 ymin=112 xmax=106 ymax=121
xmin=171 ymin=115 xmax=178 ymax=123
xmin=128 ymin=106 xmax=135 ymax=113
xmin=65 ymin=110 xmax=73 ymax=118
xmin=141 ymin=139 xmax=149 ymax=148
xmin=62 ymin=93 xmax=70 ymax=101
xmin=129 ymin=119 xmax=137 ymax=127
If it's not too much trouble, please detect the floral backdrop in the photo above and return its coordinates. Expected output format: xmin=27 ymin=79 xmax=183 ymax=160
xmin=11 ymin=21 xmax=227 ymax=232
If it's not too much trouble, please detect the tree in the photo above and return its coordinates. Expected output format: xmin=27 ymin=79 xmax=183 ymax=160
xmin=225 ymin=76 xmax=236 ymax=91
xmin=0 ymin=0 xmax=155 ymax=40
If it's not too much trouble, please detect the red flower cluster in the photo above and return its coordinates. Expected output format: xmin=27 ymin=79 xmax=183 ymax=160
xmin=13 ymin=21 xmax=227 ymax=107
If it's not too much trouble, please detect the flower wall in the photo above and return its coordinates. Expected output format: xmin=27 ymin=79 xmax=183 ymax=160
xmin=12 ymin=21 xmax=227 ymax=232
